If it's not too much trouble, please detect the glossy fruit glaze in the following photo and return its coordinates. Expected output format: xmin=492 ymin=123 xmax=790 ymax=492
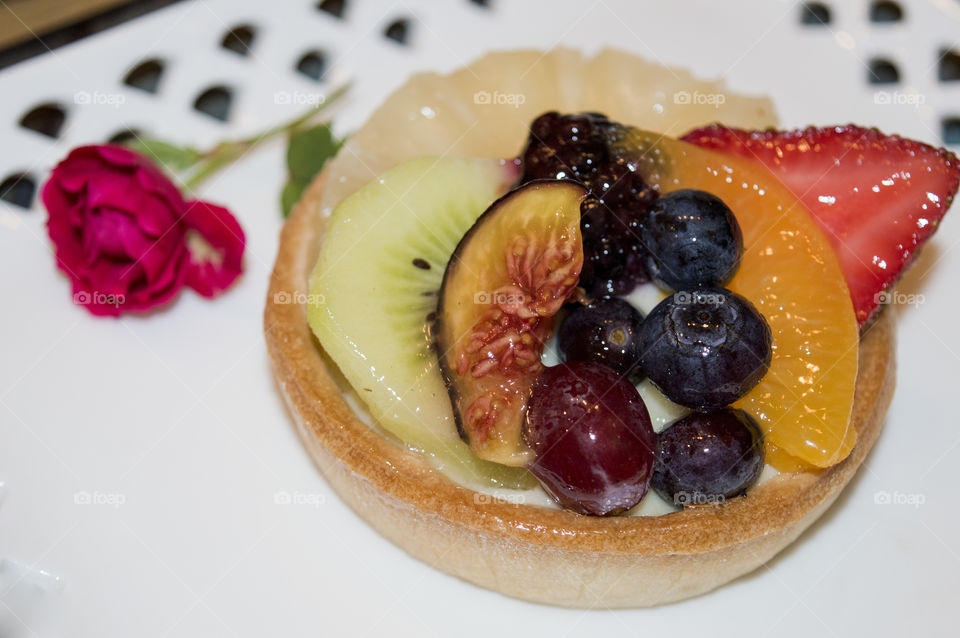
xmin=308 ymin=157 xmax=533 ymax=487
xmin=638 ymin=287 xmax=771 ymax=411
xmin=557 ymin=297 xmax=645 ymax=377
xmin=683 ymin=124 xmax=960 ymax=325
xmin=524 ymin=360 xmax=655 ymax=515
xmin=652 ymin=408 xmax=765 ymax=503
xmin=615 ymin=129 xmax=860 ymax=469
xmin=519 ymin=112 xmax=656 ymax=297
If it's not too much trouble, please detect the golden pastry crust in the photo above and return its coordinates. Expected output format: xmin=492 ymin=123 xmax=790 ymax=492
xmin=264 ymin=168 xmax=897 ymax=608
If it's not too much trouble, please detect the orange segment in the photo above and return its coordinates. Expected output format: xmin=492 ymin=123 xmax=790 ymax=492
xmin=766 ymin=443 xmax=822 ymax=474
xmin=618 ymin=130 xmax=860 ymax=468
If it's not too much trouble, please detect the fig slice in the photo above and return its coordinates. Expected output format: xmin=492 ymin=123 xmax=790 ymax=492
xmin=435 ymin=180 xmax=588 ymax=466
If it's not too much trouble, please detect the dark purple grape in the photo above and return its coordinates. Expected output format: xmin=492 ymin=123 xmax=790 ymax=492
xmin=523 ymin=361 xmax=655 ymax=516
xmin=637 ymin=288 xmax=771 ymax=410
xmin=652 ymin=409 xmax=765 ymax=506
xmin=643 ymin=189 xmax=743 ymax=290
xmin=558 ymin=298 xmax=645 ymax=377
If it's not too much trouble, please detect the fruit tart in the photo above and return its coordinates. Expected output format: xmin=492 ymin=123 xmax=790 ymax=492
xmin=264 ymin=49 xmax=959 ymax=607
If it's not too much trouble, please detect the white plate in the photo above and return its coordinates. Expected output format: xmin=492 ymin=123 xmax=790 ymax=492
xmin=1 ymin=0 xmax=959 ymax=636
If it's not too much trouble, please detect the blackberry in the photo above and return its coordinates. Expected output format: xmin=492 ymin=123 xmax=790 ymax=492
xmin=518 ymin=112 xmax=658 ymax=297
xmin=519 ymin=112 xmax=612 ymax=183
xmin=579 ymin=194 xmax=653 ymax=296
xmin=589 ymin=161 xmax=654 ymax=216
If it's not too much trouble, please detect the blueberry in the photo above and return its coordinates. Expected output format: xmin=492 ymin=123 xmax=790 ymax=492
xmin=637 ymin=287 xmax=771 ymax=410
xmin=558 ymin=298 xmax=645 ymax=377
xmin=643 ymin=189 xmax=743 ymax=290
xmin=652 ymin=408 xmax=765 ymax=506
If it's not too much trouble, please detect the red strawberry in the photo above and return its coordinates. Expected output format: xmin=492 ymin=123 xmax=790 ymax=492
xmin=681 ymin=124 xmax=960 ymax=325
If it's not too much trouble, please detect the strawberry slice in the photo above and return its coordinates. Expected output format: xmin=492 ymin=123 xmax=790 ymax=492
xmin=681 ymin=124 xmax=960 ymax=325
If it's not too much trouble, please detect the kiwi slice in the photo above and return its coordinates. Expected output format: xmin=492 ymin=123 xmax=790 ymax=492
xmin=308 ymin=157 xmax=532 ymax=487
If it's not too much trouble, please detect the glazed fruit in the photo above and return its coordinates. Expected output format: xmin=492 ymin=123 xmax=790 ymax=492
xmin=435 ymin=181 xmax=588 ymax=466
xmin=307 ymin=157 xmax=531 ymax=487
xmin=579 ymin=194 xmax=651 ymax=297
xmin=614 ymin=128 xmax=860 ymax=469
xmin=519 ymin=111 xmax=613 ymax=183
xmin=642 ymin=189 xmax=743 ymax=290
xmin=523 ymin=361 xmax=656 ymax=516
xmin=682 ymin=124 xmax=960 ymax=325
xmin=519 ymin=112 xmax=656 ymax=297
xmin=557 ymin=297 xmax=645 ymax=377
xmin=652 ymin=409 xmax=765 ymax=505
xmin=638 ymin=288 xmax=771 ymax=410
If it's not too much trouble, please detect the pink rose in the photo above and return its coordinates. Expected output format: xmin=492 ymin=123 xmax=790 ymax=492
xmin=42 ymin=145 xmax=245 ymax=316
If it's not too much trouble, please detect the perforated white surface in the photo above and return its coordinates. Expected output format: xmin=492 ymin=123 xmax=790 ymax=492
xmin=1 ymin=1 xmax=959 ymax=636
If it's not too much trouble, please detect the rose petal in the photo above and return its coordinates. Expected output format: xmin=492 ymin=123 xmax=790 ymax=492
xmin=132 ymin=223 xmax=186 ymax=282
xmin=182 ymin=200 xmax=245 ymax=298
xmin=95 ymin=145 xmax=186 ymax=213
xmin=45 ymin=194 xmax=81 ymax=248
xmin=122 ymin=244 xmax=187 ymax=312
xmin=145 ymin=242 xmax=189 ymax=307
xmin=52 ymin=148 xmax=114 ymax=193
xmin=94 ymin=144 xmax=147 ymax=168
xmin=65 ymin=198 xmax=86 ymax=228
xmin=83 ymin=207 xmax=135 ymax=260
xmin=73 ymin=258 xmax=130 ymax=315
xmin=98 ymin=144 xmax=188 ymax=214
xmin=134 ymin=192 xmax=183 ymax=238
xmin=42 ymin=144 xmax=192 ymax=317
xmin=84 ymin=172 xmax=148 ymax=213
xmin=135 ymin=164 xmax=185 ymax=214
xmin=41 ymin=179 xmax=78 ymax=220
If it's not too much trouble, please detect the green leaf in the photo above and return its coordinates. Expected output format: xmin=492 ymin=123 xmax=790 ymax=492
xmin=286 ymin=124 xmax=342 ymax=184
xmin=281 ymin=179 xmax=307 ymax=218
xmin=125 ymin=138 xmax=203 ymax=172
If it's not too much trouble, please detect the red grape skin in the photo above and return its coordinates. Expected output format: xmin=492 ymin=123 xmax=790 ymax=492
xmin=523 ymin=361 xmax=656 ymax=516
